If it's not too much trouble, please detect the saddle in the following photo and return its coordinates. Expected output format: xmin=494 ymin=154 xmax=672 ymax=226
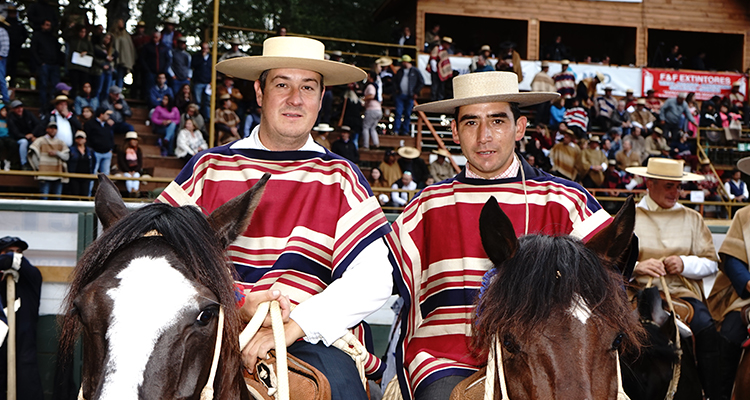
xmin=244 ymin=351 xmax=331 ymax=400
xmin=742 ymin=304 xmax=750 ymax=349
xmin=449 ymin=368 xmax=490 ymax=400
xmin=659 ymin=292 xmax=694 ymax=324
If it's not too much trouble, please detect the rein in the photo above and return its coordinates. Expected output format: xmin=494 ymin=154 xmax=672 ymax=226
xmin=645 ymin=275 xmax=682 ymax=400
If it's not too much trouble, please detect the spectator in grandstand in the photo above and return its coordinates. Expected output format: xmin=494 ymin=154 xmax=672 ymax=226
xmin=243 ymin=104 xmax=261 ymax=139
xmin=429 ymin=148 xmax=454 ymax=182
xmin=396 ymin=26 xmax=416 ymax=58
xmin=631 ymin=98 xmax=656 ymax=130
xmin=594 ymin=86 xmax=617 ymax=131
xmin=8 ymin=100 xmax=40 ymax=170
xmin=549 ymin=96 xmax=566 ymax=127
xmin=362 ymin=70 xmax=382 ymax=149
xmin=110 ymin=18 xmax=135 ymax=89
xmin=66 ymin=130 xmax=94 ymax=197
xmin=311 ymin=123 xmax=333 ymax=151
xmin=116 ymin=131 xmax=143 ymax=196
xmin=101 ymin=86 xmax=134 ymax=134
xmin=179 ymin=103 xmax=206 ymax=136
xmin=576 ymin=71 xmax=604 ymax=109
xmin=563 ymin=97 xmax=588 ymax=138
xmin=397 ymin=146 xmax=429 ymax=188
xmin=379 ymin=149 xmax=402 ymax=186
xmin=644 ymin=126 xmax=670 ymax=159
xmin=32 ymin=19 xmax=63 ymax=107
xmin=175 ymin=118 xmax=207 ymax=162
xmin=725 ymin=168 xmax=748 ymax=202
xmin=66 ymin=25 xmax=93 ymax=100
xmin=331 ymin=126 xmax=359 ymax=163
xmin=664 ymin=45 xmax=683 ymax=69
xmin=148 ymin=72 xmax=174 ymax=109
xmin=611 ymin=100 xmax=633 ymax=135
xmin=78 ymin=106 xmax=94 ymax=125
xmin=660 ymin=92 xmax=696 ymax=142
xmin=684 ymin=92 xmax=699 ymax=137
xmin=74 ymin=81 xmax=99 ymax=116
xmin=160 ymin=17 xmax=180 ymax=50
xmin=424 ymin=24 xmax=440 ymax=52
xmin=191 ymin=42 xmax=212 ymax=119
xmin=604 ymin=129 xmax=622 ymax=159
xmin=543 ymin=35 xmax=571 ymax=61
xmin=552 ymin=60 xmax=575 ymax=98
xmin=549 ymin=129 xmax=580 ymax=181
xmin=671 ymin=132 xmax=697 ymax=169
xmin=0 ymin=15 xmax=11 ymax=103
xmin=615 ymin=137 xmax=641 ymax=170
xmin=6 ymin=5 xmax=26 ymax=88
xmin=695 ymin=160 xmax=722 ymax=202
xmin=428 ymin=37 xmax=452 ymax=101
xmin=0 ymin=104 xmax=14 ymax=170
xmin=218 ymin=38 xmax=247 ymax=62
xmin=531 ymin=61 xmax=556 ymax=92
xmin=174 ymin=83 xmax=194 ymax=114
xmin=37 ymin=95 xmax=81 ymax=148
xmin=368 ymin=167 xmax=390 ymax=206
xmin=214 ymin=94 xmax=241 ymax=146
xmin=623 ymin=89 xmax=637 ymax=111
xmin=151 ymin=94 xmax=180 ymax=156
xmin=470 ymin=45 xmax=494 ymax=73
xmin=170 ymin=37 xmax=191 ymax=95
xmin=29 ymin=121 xmax=69 ymax=198
xmin=376 ymin=56 xmax=396 ymax=97
xmin=84 ymin=107 xmax=115 ymax=175
xmin=216 ymin=75 xmax=243 ymax=113
xmin=140 ymin=32 xmax=172 ymax=99
xmin=644 ymin=89 xmax=662 ymax=113
xmin=130 ymin=21 xmax=149 ymax=98
xmin=496 ymin=41 xmax=523 ymax=82
xmin=342 ymin=82 xmax=364 ymax=143
xmin=93 ymin=33 xmax=117 ymax=101
xmin=630 ymin=126 xmax=647 ymax=163
xmin=390 ymin=170 xmax=416 ymax=208
xmin=727 ymin=81 xmax=749 ymax=127
xmin=580 ymin=136 xmax=607 ymax=188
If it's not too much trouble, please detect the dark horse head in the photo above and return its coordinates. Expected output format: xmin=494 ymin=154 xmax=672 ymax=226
xmin=472 ymin=196 xmax=644 ymax=399
xmin=57 ymin=173 xmax=269 ymax=400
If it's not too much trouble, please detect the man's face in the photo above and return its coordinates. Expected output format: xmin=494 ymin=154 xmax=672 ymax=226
xmin=164 ymin=23 xmax=174 ymax=33
xmin=157 ymin=74 xmax=166 ymax=86
xmin=224 ymin=77 xmax=234 ymax=87
xmin=201 ymin=43 xmax=209 ymax=54
xmin=254 ymin=68 xmax=324 ymax=145
xmin=623 ymin=140 xmax=632 ymax=151
xmin=153 ymin=32 xmax=161 ymax=44
xmin=100 ymin=111 xmax=111 ymax=122
xmin=402 ymin=173 xmax=413 ymax=185
xmin=56 ymin=101 xmax=68 ymax=113
xmin=404 ymin=27 xmax=410 ymax=36
xmin=451 ymin=102 xmax=526 ymax=179
xmin=47 ymin=126 xmax=57 ymax=137
xmin=12 ymin=106 xmax=22 ymax=116
xmin=42 ymin=21 xmax=51 ymax=32
xmin=647 ymin=178 xmax=681 ymax=209
xmin=0 ymin=245 xmax=21 ymax=255
xmin=677 ymin=97 xmax=684 ymax=105
xmin=83 ymin=82 xmax=91 ymax=94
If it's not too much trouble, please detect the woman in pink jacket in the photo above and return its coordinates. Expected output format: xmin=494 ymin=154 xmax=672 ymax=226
xmin=151 ymin=94 xmax=181 ymax=156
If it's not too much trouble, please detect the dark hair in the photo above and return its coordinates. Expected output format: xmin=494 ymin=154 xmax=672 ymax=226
xmin=162 ymin=94 xmax=175 ymax=110
xmin=453 ymin=102 xmax=522 ymax=124
xmin=368 ymin=167 xmax=388 ymax=186
xmin=257 ymin=69 xmax=325 ymax=94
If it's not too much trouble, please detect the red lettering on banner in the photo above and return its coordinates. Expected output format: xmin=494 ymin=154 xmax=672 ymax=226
xmin=643 ymin=68 xmax=746 ymax=101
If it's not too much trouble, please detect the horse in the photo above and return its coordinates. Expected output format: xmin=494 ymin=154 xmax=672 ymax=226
xmin=56 ymin=173 xmax=269 ymax=400
xmin=620 ymin=286 xmax=702 ymax=400
xmin=455 ymin=196 xmax=644 ymax=399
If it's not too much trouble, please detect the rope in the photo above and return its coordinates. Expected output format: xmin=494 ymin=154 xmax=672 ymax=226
xmin=200 ymin=307 xmax=225 ymax=400
xmin=660 ymin=275 xmax=682 ymax=400
xmin=615 ymin=352 xmax=630 ymax=400
xmin=331 ymin=332 xmax=368 ymax=389
xmin=483 ymin=336 xmax=510 ymax=400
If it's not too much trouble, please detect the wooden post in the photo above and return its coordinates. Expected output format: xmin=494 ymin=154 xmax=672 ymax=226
xmin=415 ymin=100 xmax=422 ymax=152
xmin=208 ymin=0 xmax=221 ymax=148
xmin=527 ymin=19 xmax=539 ymax=61
xmin=6 ymin=274 xmax=15 ymax=400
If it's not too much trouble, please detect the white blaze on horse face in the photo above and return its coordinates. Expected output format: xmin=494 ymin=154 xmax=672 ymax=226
xmin=568 ymin=295 xmax=592 ymax=325
xmin=101 ymin=256 xmax=199 ymax=399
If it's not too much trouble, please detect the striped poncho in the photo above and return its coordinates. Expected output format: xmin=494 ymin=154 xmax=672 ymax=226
xmin=157 ymin=143 xmax=391 ymax=376
xmin=386 ymin=158 xmax=612 ymax=399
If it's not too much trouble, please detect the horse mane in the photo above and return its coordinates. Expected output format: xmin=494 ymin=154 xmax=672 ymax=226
xmin=472 ymin=234 xmax=643 ymax=357
xmin=57 ymin=203 xmax=244 ymax=395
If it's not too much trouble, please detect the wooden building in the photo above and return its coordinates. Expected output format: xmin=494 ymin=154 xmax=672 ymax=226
xmin=375 ymin=0 xmax=750 ymax=72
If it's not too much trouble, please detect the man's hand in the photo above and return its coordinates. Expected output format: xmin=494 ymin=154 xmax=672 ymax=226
xmin=239 ymin=290 xmax=291 ymax=326
xmin=745 ymin=280 xmax=750 ymax=294
xmin=664 ymin=255 xmax=684 ymax=275
xmin=48 ymin=150 xmax=57 ymax=156
xmin=241 ymin=319 xmax=304 ymax=367
xmin=25 ymin=133 xmax=34 ymax=141
xmin=635 ymin=258 xmax=666 ymax=277
xmin=107 ymin=119 xmax=114 ymax=126
xmin=114 ymin=103 xmax=123 ymax=110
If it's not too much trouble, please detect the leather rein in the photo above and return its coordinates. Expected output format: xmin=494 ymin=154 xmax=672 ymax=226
xmin=645 ymin=275 xmax=682 ymax=400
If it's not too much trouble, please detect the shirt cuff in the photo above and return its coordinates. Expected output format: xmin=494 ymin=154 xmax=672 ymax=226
xmin=680 ymin=255 xmax=718 ymax=280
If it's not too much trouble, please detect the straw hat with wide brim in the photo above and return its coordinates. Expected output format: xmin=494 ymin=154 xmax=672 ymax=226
xmin=414 ymin=71 xmax=559 ymax=113
xmin=432 ymin=148 xmax=451 ymax=157
xmin=737 ymin=157 xmax=750 ymax=175
xmin=312 ymin=123 xmax=334 ymax=132
xmin=626 ymin=158 xmax=704 ymax=182
xmin=216 ymin=37 xmax=366 ymax=86
xmin=125 ymin=131 xmax=139 ymax=140
xmin=397 ymin=146 xmax=421 ymax=159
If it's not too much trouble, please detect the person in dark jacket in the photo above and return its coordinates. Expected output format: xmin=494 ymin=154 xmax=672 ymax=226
xmin=6 ymin=6 xmax=26 ymax=88
xmin=8 ymin=100 xmax=40 ymax=170
xmin=83 ymin=107 xmax=115 ymax=174
xmin=140 ymin=32 xmax=172 ymax=101
xmin=35 ymin=96 xmax=83 ymax=146
xmin=100 ymin=85 xmax=134 ymax=134
xmin=396 ymin=146 xmax=429 ymax=188
xmin=393 ymin=55 xmax=424 ymax=136
xmin=66 ymin=130 xmax=94 ymax=196
xmin=31 ymin=19 xmax=63 ymax=108
xmin=65 ymin=25 xmax=93 ymax=99
xmin=170 ymin=37 xmax=191 ymax=95
xmin=331 ymin=127 xmax=359 ymax=163
xmin=191 ymin=42 xmax=212 ymax=119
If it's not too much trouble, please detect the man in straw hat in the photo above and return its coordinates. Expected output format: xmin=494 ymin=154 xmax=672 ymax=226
xmin=428 ymin=36 xmax=453 ymax=101
xmin=626 ymin=158 xmax=727 ymax=398
xmin=549 ymin=128 xmax=581 ymax=181
xmin=393 ymin=54 xmax=424 ymax=136
xmin=707 ymin=157 xmax=750 ymax=400
xmin=428 ymin=148 xmax=453 ymax=182
xmin=218 ymin=37 xmax=247 ymax=62
xmin=552 ymin=59 xmax=576 ymax=97
xmin=386 ymin=71 xmax=616 ymax=399
xmin=36 ymin=95 xmax=81 ymax=147
xmin=156 ymin=36 xmax=392 ymax=400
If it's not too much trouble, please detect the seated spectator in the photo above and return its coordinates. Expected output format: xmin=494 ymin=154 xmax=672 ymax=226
xmin=695 ymin=160 xmax=722 ymax=202
xmin=379 ymin=149 xmax=402 ymax=185
xmin=243 ymin=103 xmax=261 ymax=138
xmin=611 ymin=100 xmax=633 ymax=135
xmin=645 ymin=89 xmax=662 ymax=114
xmin=66 ymin=130 xmax=94 ymax=197
xmin=397 ymin=146 xmax=429 ymax=187
xmin=0 ymin=104 xmax=15 ymax=170
xmin=54 ymin=82 xmax=72 ymax=98
xmin=214 ymin=94 xmax=241 ymax=145
xmin=341 ymin=82 xmax=364 ymax=145
xmin=84 ymin=107 xmax=115 ymax=175
xmin=148 ymin=72 xmax=173 ymax=109
xmin=78 ymin=106 xmax=94 ymax=125
xmin=549 ymin=129 xmax=580 ymax=181
xmin=151 ymin=94 xmax=180 ymax=156
xmin=644 ymin=126 xmax=670 ymax=159
xmin=331 ymin=126 xmax=359 ymax=163
xmin=312 ymin=123 xmax=333 ymax=151
xmin=671 ymin=132 xmax=697 ymax=170
xmin=579 ymin=136 xmax=607 ymax=188
xmin=725 ymin=168 xmax=748 ymax=202
xmin=8 ymin=100 xmax=40 ymax=170
xmin=630 ymin=126 xmax=648 ymax=164
xmin=100 ymin=86 xmax=134 ymax=134
xmin=175 ymin=118 xmax=207 ymax=162
xmin=623 ymin=89 xmax=637 ymax=111
xmin=37 ymin=95 xmax=82 ymax=148
xmin=594 ymin=86 xmax=616 ymax=131
xmin=390 ymin=171 xmax=417 ymax=207
xmin=74 ymin=81 xmax=99 ymax=116
xmin=549 ymin=96 xmax=566 ymax=127
xmin=216 ymin=75 xmax=243 ymax=112
xmin=179 ymin=104 xmax=206 ymax=136
xmin=368 ymin=167 xmax=390 ymax=206
xmin=28 ymin=121 xmax=69 ymax=199
xmin=116 ymin=131 xmax=143 ymax=196
xmin=604 ymin=129 xmax=622 ymax=159
xmin=630 ymin=98 xmax=656 ymax=131
xmin=174 ymin=83 xmax=194 ymax=114
xmin=429 ymin=148 xmax=454 ymax=182
xmin=530 ymin=123 xmax=554 ymax=151
xmin=563 ymin=97 xmax=588 ymax=138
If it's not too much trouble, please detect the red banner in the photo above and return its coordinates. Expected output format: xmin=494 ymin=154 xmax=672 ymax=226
xmin=642 ymin=68 xmax=747 ymax=101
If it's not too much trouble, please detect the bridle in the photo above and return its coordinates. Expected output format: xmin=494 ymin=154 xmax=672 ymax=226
xmin=645 ymin=275 xmax=682 ymax=400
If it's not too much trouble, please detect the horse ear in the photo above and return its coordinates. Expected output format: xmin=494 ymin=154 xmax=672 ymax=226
xmin=95 ymin=173 xmax=129 ymax=230
xmin=479 ymin=196 xmax=518 ymax=267
xmin=208 ymin=173 xmax=271 ymax=249
xmin=585 ymin=196 xmax=636 ymax=273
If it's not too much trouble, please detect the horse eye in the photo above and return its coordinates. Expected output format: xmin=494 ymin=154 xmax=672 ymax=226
xmin=196 ymin=309 xmax=215 ymax=326
xmin=502 ymin=335 xmax=519 ymax=354
xmin=611 ymin=333 xmax=625 ymax=350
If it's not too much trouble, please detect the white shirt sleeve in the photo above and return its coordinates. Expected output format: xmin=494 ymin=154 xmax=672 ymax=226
xmin=725 ymin=182 xmax=736 ymax=200
xmin=743 ymin=182 xmax=749 ymax=199
xmin=680 ymin=255 xmax=718 ymax=280
xmin=289 ymin=238 xmax=393 ymax=346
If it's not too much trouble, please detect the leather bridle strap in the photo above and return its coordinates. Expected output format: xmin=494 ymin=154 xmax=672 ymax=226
xmin=645 ymin=275 xmax=682 ymax=400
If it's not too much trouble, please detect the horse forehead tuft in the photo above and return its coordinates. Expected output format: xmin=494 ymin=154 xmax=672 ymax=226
xmin=568 ymin=295 xmax=592 ymax=325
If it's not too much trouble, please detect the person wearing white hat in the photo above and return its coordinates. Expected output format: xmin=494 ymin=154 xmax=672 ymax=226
xmin=218 ymin=37 xmax=248 ymax=62
xmin=393 ymin=54 xmax=424 ymax=136
xmin=551 ymin=59 xmax=576 ymax=97
xmin=626 ymin=157 xmax=726 ymax=399
xmin=630 ymin=98 xmax=655 ymax=130
xmin=311 ymin=122 xmax=334 ymax=151
xmin=387 ymin=71 xmax=616 ymax=400
xmin=428 ymin=36 xmax=453 ymax=101
xmin=594 ymin=85 xmax=617 ymax=131
xmin=428 ymin=148 xmax=453 ymax=182
xmin=157 ymin=36 xmax=390 ymax=400
xmin=530 ymin=60 xmax=555 ymax=93
xmin=160 ymin=17 xmax=179 ymax=50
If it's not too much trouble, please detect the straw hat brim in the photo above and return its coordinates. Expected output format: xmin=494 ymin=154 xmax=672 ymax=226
xmin=737 ymin=157 xmax=750 ymax=175
xmin=625 ymin=166 xmax=705 ymax=182
xmin=398 ymin=147 xmax=421 ymax=159
xmin=216 ymin=56 xmax=366 ymax=86
xmin=414 ymin=92 xmax=559 ymax=113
